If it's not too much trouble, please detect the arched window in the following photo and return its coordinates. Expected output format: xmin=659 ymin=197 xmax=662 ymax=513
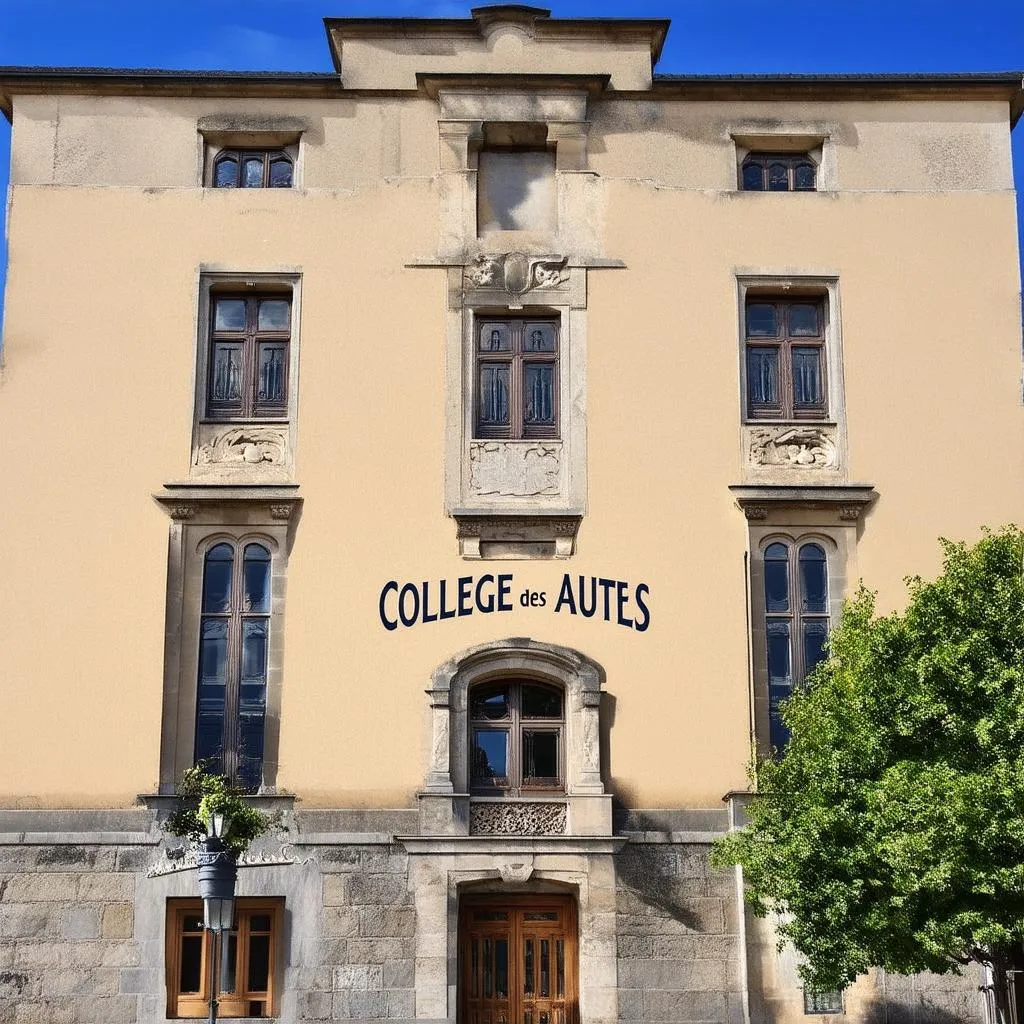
xmin=741 ymin=153 xmax=817 ymax=192
xmin=763 ymin=540 xmax=830 ymax=747
xmin=469 ymin=680 xmax=565 ymax=794
xmin=213 ymin=150 xmax=293 ymax=189
xmin=195 ymin=541 xmax=272 ymax=791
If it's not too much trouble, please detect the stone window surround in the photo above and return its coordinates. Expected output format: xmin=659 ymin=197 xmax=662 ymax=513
xmin=735 ymin=272 xmax=849 ymax=483
xmin=190 ymin=270 xmax=302 ymax=482
xmin=154 ymin=489 xmax=300 ymax=794
xmin=731 ymin=128 xmax=837 ymax=192
xmin=418 ymin=638 xmax=612 ymax=838
xmin=196 ymin=115 xmax=307 ymax=189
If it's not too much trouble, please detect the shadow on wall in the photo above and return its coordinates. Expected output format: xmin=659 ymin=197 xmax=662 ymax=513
xmin=863 ymin=988 xmax=985 ymax=1024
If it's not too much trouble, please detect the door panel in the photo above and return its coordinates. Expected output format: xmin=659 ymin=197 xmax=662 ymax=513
xmin=460 ymin=896 xmax=577 ymax=1024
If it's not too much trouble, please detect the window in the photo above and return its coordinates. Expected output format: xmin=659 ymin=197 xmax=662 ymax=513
xmin=763 ymin=541 xmax=830 ymax=748
xmin=804 ymin=989 xmax=844 ymax=1015
xmin=746 ymin=298 xmax=827 ymax=420
xmin=207 ymin=294 xmax=290 ymax=420
xmin=195 ymin=540 xmax=271 ymax=792
xmin=166 ymin=898 xmax=282 ymax=1018
xmin=212 ymin=149 xmax=293 ymax=189
xmin=469 ymin=679 xmax=564 ymax=794
xmin=742 ymin=153 xmax=816 ymax=192
xmin=475 ymin=318 xmax=558 ymax=439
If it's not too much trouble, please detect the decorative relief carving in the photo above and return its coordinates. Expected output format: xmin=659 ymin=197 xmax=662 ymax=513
xmin=465 ymin=252 xmax=568 ymax=299
xmin=269 ymin=504 xmax=294 ymax=521
xmin=470 ymin=801 xmax=567 ymax=836
xmin=838 ymin=505 xmax=862 ymax=521
xmin=497 ymin=859 xmax=535 ymax=884
xmin=196 ymin=427 xmax=287 ymax=467
xmin=168 ymin=504 xmax=196 ymax=521
xmin=743 ymin=505 xmax=770 ymax=521
xmin=470 ymin=441 xmax=560 ymax=496
xmin=749 ymin=426 xmax=837 ymax=470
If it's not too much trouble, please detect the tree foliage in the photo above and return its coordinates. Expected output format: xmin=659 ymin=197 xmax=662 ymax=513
xmin=163 ymin=763 xmax=274 ymax=856
xmin=712 ymin=526 xmax=1024 ymax=993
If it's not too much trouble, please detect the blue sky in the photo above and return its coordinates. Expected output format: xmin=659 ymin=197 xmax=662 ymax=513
xmin=0 ymin=0 xmax=1022 ymax=329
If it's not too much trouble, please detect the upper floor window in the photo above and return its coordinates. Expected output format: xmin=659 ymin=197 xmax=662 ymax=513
xmin=475 ymin=318 xmax=559 ymax=439
xmin=746 ymin=298 xmax=827 ymax=420
xmin=764 ymin=540 xmax=830 ymax=748
xmin=742 ymin=153 xmax=816 ymax=192
xmin=213 ymin=149 xmax=293 ymax=189
xmin=470 ymin=679 xmax=564 ymax=795
xmin=207 ymin=294 xmax=291 ymax=420
xmin=196 ymin=541 xmax=271 ymax=791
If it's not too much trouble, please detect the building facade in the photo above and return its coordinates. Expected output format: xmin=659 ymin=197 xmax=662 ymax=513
xmin=0 ymin=7 xmax=1022 ymax=1023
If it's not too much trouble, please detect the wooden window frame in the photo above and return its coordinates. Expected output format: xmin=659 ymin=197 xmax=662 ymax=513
xmin=212 ymin=149 xmax=293 ymax=189
xmin=195 ymin=539 xmax=272 ymax=792
xmin=741 ymin=152 xmax=817 ymax=192
xmin=745 ymin=297 xmax=828 ymax=421
xmin=206 ymin=292 xmax=291 ymax=421
xmin=474 ymin=317 xmax=559 ymax=441
xmin=165 ymin=898 xmax=283 ymax=1019
xmin=469 ymin=679 xmax=565 ymax=796
xmin=763 ymin=539 xmax=830 ymax=749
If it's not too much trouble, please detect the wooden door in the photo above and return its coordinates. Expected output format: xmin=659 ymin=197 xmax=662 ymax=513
xmin=459 ymin=895 xmax=577 ymax=1024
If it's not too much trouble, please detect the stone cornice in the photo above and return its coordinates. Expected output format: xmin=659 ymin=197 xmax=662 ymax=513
xmin=729 ymin=483 xmax=876 ymax=522
xmin=153 ymin=483 xmax=302 ymax=522
xmin=396 ymin=835 xmax=628 ymax=855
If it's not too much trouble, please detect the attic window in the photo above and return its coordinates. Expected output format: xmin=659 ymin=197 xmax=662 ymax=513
xmin=477 ymin=123 xmax=556 ymax=234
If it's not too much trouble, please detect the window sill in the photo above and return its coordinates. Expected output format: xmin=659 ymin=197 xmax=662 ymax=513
xmin=453 ymin=512 xmax=582 ymax=559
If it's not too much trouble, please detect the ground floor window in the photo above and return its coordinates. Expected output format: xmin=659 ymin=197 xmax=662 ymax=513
xmin=166 ymin=897 xmax=283 ymax=1018
xmin=459 ymin=893 xmax=578 ymax=1024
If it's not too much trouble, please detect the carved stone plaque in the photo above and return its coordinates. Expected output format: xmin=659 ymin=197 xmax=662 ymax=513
xmin=470 ymin=802 xmax=567 ymax=836
xmin=470 ymin=441 xmax=561 ymax=497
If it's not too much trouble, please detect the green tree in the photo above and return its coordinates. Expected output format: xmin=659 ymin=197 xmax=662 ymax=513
xmin=713 ymin=526 xmax=1024 ymax=1022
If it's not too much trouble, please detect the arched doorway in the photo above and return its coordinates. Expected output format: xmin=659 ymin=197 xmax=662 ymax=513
xmin=459 ymin=893 xmax=578 ymax=1024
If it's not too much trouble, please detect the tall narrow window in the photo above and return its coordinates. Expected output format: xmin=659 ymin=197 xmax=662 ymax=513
xmin=207 ymin=295 xmax=291 ymax=420
xmin=763 ymin=541 xmax=830 ymax=748
xmin=196 ymin=541 xmax=271 ymax=791
xmin=475 ymin=319 xmax=558 ymax=440
xmin=746 ymin=298 xmax=827 ymax=420
xmin=469 ymin=680 xmax=564 ymax=794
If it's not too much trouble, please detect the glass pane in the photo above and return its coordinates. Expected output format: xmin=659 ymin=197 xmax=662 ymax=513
xmin=248 ymin=933 xmax=271 ymax=992
xmin=747 ymin=347 xmax=779 ymax=407
xmin=803 ymin=620 xmax=829 ymax=676
xmin=799 ymin=544 xmax=828 ymax=612
xmin=746 ymin=303 xmax=778 ymax=337
xmin=238 ymin=708 xmax=265 ymax=793
xmin=792 ymin=347 xmax=823 ymax=407
xmin=522 ymin=684 xmax=562 ymax=719
xmin=268 ymin=158 xmax=292 ymax=188
xmin=472 ymin=940 xmax=479 ymax=997
xmin=222 ymin=931 xmax=237 ymax=993
xmin=769 ymin=698 xmax=790 ymax=749
xmin=210 ymin=344 xmax=244 ymax=403
xmin=764 ymin=544 xmax=790 ymax=613
xmin=199 ymin=618 xmax=228 ymax=685
xmin=540 ymin=939 xmax=550 ymax=998
xmin=524 ymin=912 xmax=558 ymax=921
xmin=766 ymin=621 xmax=792 ymax=684
xmin=742 ymin=161 xmax=763 ymax=190
xmin=524 ymin=324 xmax=555 ymax=352
xmin=249 ymin=915 xmax=271 ymax=932
xmin=257 ymin=344 xmax=287 ymax=405
xmin=479 ymin=365 xmax=510 ymax=426
xmin=789 ymin=304 xmax=820 ymax=336
xmin=794 ymin=162 xmax=816 ymax=191
xmin=257 ymin=299 xmax=290 ymax=331
xmin=474 ymin=911 xmax=509 ymax=921
xmin=495 ymin=939 xmax=509 ymax=999
xmin=768 ymin=161 xmax=789 ymax=190
xmin=242 ymin=620 xmax=268 ymax=684
xmin=523 ymin=731 xmax=558 ymax=780
xmin=214 ymin=298 xmax=247 ymax=331
xmin=194 ymin=707 xmax=224 ymax=769
xmin=556 ymin=939 xmax=565 ymax=998
xmin=179 ymin=935 xmax=203 ymax=993
xmin=523 ymin=365 xmax=555 ymax=425
xmin=471 ymin=685 xmax=510 ymax=720
xmin=243 ymin=545 xmax=271 ymax=613
xmin=480 ymin=324 xmax=510 ymax=352
xmin=183 ymin=915 xmax=205 ymax=932
xmin=243 ymin=156 xmax=264 ymax=188
xmin=524 ymin=938 xmax=534 ymax=994
xmin=484 ymin=939 xmax=493 ymax=998
xmin=202 ymin=544 xmax=234 ymax=613
xmin=214 ymin=157 xmax=239 ymax=188
xmin=472 ymin=729 xmax=508 ymax=782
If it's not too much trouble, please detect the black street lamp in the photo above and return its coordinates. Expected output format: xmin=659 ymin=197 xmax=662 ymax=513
xmin=196 ymin=812 xmax=237 ymax=1024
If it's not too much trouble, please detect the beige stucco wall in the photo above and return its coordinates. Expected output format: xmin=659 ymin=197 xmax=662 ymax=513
xmin=0 ymin=86 xmax=1021 ymax=808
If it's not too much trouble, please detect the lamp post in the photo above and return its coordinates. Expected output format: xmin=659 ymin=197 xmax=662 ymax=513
xmin=196 ymin=812 xmax=237 ymax=1024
